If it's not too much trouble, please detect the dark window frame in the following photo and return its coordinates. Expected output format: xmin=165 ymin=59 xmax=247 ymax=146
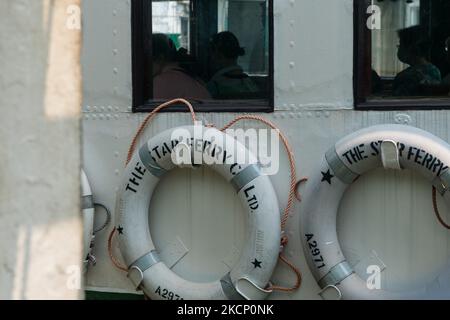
xmin=354 ymin=0 xmax=450 ymax=111
xmin=131 ymin=0 xmax=274 ymax=113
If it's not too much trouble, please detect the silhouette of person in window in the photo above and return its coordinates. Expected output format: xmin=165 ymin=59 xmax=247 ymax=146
xmin=207 ymin=31 xmax=259 ymax=99
xmin=393 ymin=26 xmax=441 ymax=96
xmin=151 ymin=33 xmax=211 ymax=100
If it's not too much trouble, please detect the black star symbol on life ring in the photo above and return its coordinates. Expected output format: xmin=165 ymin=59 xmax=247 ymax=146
xmin=251 ymin=258 xmax=262 ymax=269
xmin=117 ymin=226 xmax=124 ymax=235
xmin=321 ymin=169 xmax=334 ymax=185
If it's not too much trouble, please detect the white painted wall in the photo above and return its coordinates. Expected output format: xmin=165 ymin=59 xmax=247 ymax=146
xmin=0 ymin=0 xmax=82 ymax=299
xmin=82 ymin=0 xmax=450 ymax=299
xmin=274 ymin=0 xmax=354 ymax=108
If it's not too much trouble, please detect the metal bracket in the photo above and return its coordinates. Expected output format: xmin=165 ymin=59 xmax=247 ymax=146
xmin=325 ymin=148 xmax=359 ymax=184
xmin=318 ymin=261 xmax=354 ymax=289
xmin=380 ymin=140 xmax=402 ymax=170
xmin=432 ymin=169 xmax=450 ymax=196
xmin=127 ymin=250 xmax=160 ymax=290
xmin=139 ymin=145 xmax=167 ymax=178
xmin=230 ymin=164 xmax=262 ymax=193
xmin=81 ymin=195 xmax=94 ymax=210
xmin=235 ymin=276 xmax=273 ymax=300
xmin=318 ymin=285 xmax=342 ymax=300
xmin=128 ymin=266 xmax=145 ymax=291
xmin=87 ymin=253 xmax=97 ymax=266
xmin=220 ymin=273 xmax=245 ymax=300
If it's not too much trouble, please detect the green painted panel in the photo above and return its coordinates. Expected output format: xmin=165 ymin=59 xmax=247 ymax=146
xmin=85 ymin=290 xmax=145 ymax=300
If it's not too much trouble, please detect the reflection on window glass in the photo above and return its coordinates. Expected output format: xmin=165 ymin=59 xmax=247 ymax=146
xmin=149 ymin=0 xmax=270 ymax=101
xmin=370 ymin=0 xmax=450 ymax=98
xmin=152 ymin=1 xmax=190 ymax=50
xmin=217 ymin=0 xmax=269 ymax=75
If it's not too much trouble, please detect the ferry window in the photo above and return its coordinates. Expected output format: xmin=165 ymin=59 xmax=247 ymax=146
xmin=132 ymin=0 xmax=274 ymax=112
xmin=354 ymin=0 xmax=450 ymax=109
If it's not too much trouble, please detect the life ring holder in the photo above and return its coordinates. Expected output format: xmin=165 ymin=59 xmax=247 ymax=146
xmin=300 ymin=124 xmax=450 ymax=299
xmin=81 ymin=170 xmax=111 ymax=271
xmin=116 ymin=125 xmax=281 ymax=300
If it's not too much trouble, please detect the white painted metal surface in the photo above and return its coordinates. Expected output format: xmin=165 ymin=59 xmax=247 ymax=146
xmin=82 ymin=0 xmax=450 ymax=299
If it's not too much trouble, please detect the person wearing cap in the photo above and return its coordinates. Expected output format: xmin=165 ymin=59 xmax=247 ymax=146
xmin=207 ymin=31 xmax=259 ymax=99
xmin=151 ymin=33 xmax=211 ymax=100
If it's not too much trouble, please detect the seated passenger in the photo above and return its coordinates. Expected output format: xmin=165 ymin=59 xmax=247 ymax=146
xmin=393 ymin=26 xmax=441 ymax=96
xmin=152 ymin=34 xmax=211 ymax=99
xmin=207 ymin=31 xmax=259 ymax=99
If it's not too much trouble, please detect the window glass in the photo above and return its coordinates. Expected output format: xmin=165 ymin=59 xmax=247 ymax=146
xmin=152 ymin=1 xmax=191 ymax=50
xmin=217 ymin=0 xmax=269 ymax=75
xmin=148 ymin=0 xmax=271 ymax=102
xmin=369 ymin=0 xmax=450 ymax=98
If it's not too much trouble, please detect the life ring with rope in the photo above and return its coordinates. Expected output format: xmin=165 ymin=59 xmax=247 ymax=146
xmin=300 ymin=124 xmax=450 ymax=299
xmin=115 ymin=125 xmax=282 ymax=300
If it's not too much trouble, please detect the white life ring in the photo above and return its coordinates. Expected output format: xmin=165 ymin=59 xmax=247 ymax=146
xmin=81 ymin=169 xmax=95 ymax=272
xmin=300 ymin=124 xmax=450 ymax=299
xmin=116 ymin=125 xmax=281 ymax=300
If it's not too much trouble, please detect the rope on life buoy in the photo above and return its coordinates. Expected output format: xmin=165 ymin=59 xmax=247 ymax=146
xmin=295 ymin=178 xmax=309 ymax=202
xmin=108 ymin=98 xmax=303 ymax=293
xmin=220 ymin=115 xmax=302 ymax=292
xmin=432 ymin=187 xmax=450 ymax=230
xmin=126 ymin=98 xmax=197 ymax=165
xmin=108 ymin=227 xmax=128 ymax=272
